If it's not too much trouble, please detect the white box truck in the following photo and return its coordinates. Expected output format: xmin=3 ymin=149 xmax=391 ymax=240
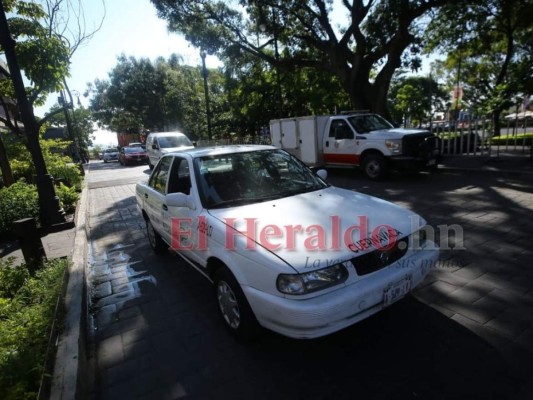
xmin=270 ymin=112 xmax=440 ymax=179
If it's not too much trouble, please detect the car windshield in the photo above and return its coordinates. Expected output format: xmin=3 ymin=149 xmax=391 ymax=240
xmin=158 ymin=135 xmax=192 ymax=148
xmin=105 ymin=149 xmax=117 ymax=153
xmin=195 ymin=149 xmax=328 ymax=209
xmin=124 ymin=146 xmax=144 ymax=153
xmin=348 ymin=114 xmax=393 ymax=133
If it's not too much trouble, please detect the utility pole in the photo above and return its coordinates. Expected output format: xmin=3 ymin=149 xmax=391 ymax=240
xmin=200 ymin=50 xmax=213 ymax=141
xmin=0 ymin=0 xmax=65 ymax=227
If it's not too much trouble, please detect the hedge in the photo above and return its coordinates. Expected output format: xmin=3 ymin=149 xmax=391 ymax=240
xmin=0 ymin=258 xmax=67 ymax=399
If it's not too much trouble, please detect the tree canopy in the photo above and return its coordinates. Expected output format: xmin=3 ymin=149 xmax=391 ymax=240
xmin=150 ymin=0 xmax=453 ymax=119
xmin=87 ymin=54 xmax=224 ymax=139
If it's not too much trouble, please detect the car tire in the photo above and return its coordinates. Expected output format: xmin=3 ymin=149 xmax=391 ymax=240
xmin=146 ymin=219 xmax=167 ymax=255
xmin=148 ymin=161 xmax=154 ymax=170
xmin=362 ymin=153 xmax=388 ymax=180
xmin=213 ymin=267 xmax=260 ymax=340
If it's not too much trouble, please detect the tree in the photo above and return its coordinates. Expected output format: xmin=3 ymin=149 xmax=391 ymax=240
xmin=222 ymin=46 xmax=351 ymax=136
xmin=150 ymin=0 xmax=451 ymax=120
xmin=424 ymin=0 xmax=533 ymax=135
xmin=46 ymin=104 xmax=95 ymax=155
xmin=0 ymin=0 xmax=67 ymax=225
xmin=389 ymin=75 xmax=447 ymax=127
xmin=0 ymin=0 xmax=103 ymax=226
xmin=87 ymin=54 xmax=227 ymax=139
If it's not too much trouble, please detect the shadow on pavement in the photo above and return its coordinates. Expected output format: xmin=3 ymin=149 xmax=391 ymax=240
xmin=90 ymin=246 xmax=525 ymax=400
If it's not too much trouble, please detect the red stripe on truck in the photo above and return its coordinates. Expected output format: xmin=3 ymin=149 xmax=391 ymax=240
xmin=323 ymin=153 xmax=360 ymax=165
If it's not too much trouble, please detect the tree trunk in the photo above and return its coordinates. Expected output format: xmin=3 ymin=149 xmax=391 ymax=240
xmin=0 ymin=134 xmax=15 ymax=187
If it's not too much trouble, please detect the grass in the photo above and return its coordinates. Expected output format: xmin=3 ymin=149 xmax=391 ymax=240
xmin=489 ymin=132 xmax=533 ymax=146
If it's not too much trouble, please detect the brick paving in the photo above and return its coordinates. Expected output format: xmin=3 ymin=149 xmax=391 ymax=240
xmin=84 ymin=167 xmax=533 ymax=399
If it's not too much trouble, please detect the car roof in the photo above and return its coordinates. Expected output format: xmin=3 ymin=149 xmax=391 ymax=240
xmin=164 ymin=145 xmax=277 ymax=159
xmin=147 ymin=131 xmax=186 ymax=138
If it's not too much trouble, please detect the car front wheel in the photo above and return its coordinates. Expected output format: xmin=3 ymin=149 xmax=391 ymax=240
xmin=362 ymin=153 xmax=388 ymax=180
xmin=214 ymin=267 xmax=260 ymax=340
xmin=146 ymin=219 xmax=167 ymax=255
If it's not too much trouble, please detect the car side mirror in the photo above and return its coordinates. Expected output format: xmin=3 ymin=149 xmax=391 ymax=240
xmin=316 ymin=169 xmax=328 ymax=181
xmin=152 ymin=144 xmax=158 ymax=150
xmin=165 ymin=192 xmax=196 ymax=210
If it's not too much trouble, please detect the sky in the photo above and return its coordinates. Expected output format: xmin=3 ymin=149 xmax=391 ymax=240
xmin=33 ymin=0 xmax=220 ymax=147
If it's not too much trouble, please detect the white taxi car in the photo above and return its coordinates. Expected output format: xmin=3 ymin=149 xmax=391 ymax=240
xmin=136 ymin=145 xmax=439 ymax=339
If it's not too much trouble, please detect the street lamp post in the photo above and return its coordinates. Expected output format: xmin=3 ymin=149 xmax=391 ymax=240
xmin=200 ymin=50 xmax=213 ymax=141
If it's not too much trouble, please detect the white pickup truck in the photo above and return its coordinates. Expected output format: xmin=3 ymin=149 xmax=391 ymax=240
xmin=270 ymin=113 xmax=440 ymax=179
xmin=136 ymin=145 xmax=439 ymax=339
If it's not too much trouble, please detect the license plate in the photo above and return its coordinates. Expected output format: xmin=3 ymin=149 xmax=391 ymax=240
xmin=427 ymin=158 xmax=436 ymax=166
xmin=384 ymin=276 xmax=411 ymax=306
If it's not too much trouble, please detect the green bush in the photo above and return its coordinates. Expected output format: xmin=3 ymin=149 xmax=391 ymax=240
xmin=0 ymin=181 xmax=39 ymax=237
xmin=0 ymin=258 xmax=29 ymax=299
xmin=55 ymin=183 xmax=80 ymax=214
xmin=6 ymin=138 xmax=82 ymax=189
xmin=49 ymin=163 xmax=82 ymax=190
xmin=0 ymin=258 xmax=67 ymax=400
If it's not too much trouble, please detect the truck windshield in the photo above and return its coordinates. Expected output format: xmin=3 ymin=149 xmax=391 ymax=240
xmin=158 ymin=135 xmax=193 ymax=148
xmin=195 ymin=149 xmax=328 ymax=209
xmin=348 ymin=114 xmax=393 ymax=133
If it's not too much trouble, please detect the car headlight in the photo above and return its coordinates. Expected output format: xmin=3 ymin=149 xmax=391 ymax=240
xmin=277 ymin=264 xmax=349 ymax=295
xmin=385 ymin=139 xmax=402 ymax=154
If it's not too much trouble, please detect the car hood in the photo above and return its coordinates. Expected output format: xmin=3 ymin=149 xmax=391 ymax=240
xmin=207 ymin=186 xmax=423 ymax=272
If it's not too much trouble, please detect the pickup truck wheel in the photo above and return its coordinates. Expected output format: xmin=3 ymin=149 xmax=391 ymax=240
xmin=146 ymin=220 xmax=167 ymax=254
xmin=148 ymin=161 xmax=154 ymax=170
xmin=214 ymin=268 xmax=260 ymax=340
xmin=362 ymin=154 xmax=388 ymax=180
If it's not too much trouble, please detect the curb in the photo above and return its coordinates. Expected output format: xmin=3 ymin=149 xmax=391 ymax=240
xmin=50 ymin=186 xmax=89 ymax=400
xmin=438 ymin=165 xmax=533 ymax=176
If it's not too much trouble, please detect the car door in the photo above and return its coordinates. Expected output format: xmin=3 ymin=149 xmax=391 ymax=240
xmin=145 ymin=156 xmax=174 ymax=241
xmin=323 ymin=118 xmax=359 ymax=165
xmin=166 ymin=157 xmax=205 ymax=265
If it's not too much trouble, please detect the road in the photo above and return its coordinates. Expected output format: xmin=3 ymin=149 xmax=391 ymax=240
xmin=84 ymin=159 xmax=533 ymax=400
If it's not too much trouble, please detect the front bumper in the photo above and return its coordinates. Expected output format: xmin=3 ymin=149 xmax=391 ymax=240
xmin=389 ymin=155 xmax=439 ymax=171
xmin=243 ymin=242 xmax=439 ymax=339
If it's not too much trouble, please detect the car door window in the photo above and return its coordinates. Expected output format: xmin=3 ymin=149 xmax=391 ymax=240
xmin=329 ymin=120 xmax=354 ymax=139
xmin=149 ymin=156 xmax=173 ymax=194
xmin=168 ymin=158 xmax=191 ymax=195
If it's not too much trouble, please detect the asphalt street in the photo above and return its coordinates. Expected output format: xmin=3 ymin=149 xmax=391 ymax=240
xmin=84 ymin=159 xmax=533 ymax=400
